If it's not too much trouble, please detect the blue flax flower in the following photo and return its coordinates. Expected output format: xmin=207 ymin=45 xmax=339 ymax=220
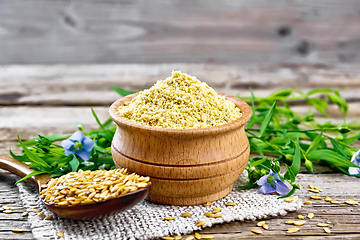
xmin=257 ymin=170 xmax=289 ymax=195
xmin=348 ymin=150 xmax=360 ymax=175
xmin=61 ymin=131 xmax=94 ymax=161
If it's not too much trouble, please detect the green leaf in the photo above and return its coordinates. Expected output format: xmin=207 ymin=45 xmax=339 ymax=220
xmin=236 ymin=182 xmax=258 ymax=190
xmin=249 ymin=158 xmax=268 ymax=167
xmin=246 ymin=88 xmax=257 ymax=129
xmin=290 ymin=137 xmax=301 ymax=177
xmin=339 ymin=133 xmax=360 ymax=145
xmin=284 ymin=164 xmax=295 ymax=183
xmin=15 ymin=170 xmax=47 ymax=184
xmin=268 ymin=88 xmax=293 ymax=98
xmin=9 ymin=150 xmax=29 ymax=162
xmin=306 ymin=89 xmax=339 ymax=96
xmin=50 ymin=172 xmax=64 ymax=178
xmin=328 ymin=137 xmax=348 ymax=159
xmin=91 ymin=108 xmax=105 ymax=130
xmin=17 ymin=135 xmax=50 ymax=169
xmin=259 ymin=101 xmax=276 ymax=138
xmin=102 ymin=117 xmax=114 ymax=128
xmin=325 ymin=93 xmax=348 ymax=115
xmin=19 ymin=134 xmax=69 ymax=146
xmin=109 ymin=85 xmax=136 ymax=97
xmin=306 ymin=98 xmax=329 ymax=117
xmin=249 ymin=139 xmax=265 ymax=158
xmin=69 ymin=155 xmax=80 ymax=172
xmin=307 ymin=149 xmax=359 ymax=168
xmin=306 ymin=131 xmax=323 ymax=155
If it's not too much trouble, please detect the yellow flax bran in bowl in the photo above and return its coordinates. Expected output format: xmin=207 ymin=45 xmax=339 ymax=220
xmin=117 ymin=71 xmax=242 ymax=129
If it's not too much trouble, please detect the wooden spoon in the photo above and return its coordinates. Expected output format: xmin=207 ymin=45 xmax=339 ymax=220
xmin=0 ymin=155 xmax=151 ymax=220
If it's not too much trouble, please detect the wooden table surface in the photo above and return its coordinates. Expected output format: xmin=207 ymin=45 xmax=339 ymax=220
xmin=1 ymin=64 xmax=360 ymax=239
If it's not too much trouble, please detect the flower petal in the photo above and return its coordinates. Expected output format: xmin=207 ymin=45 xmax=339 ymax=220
xmin=76 ymin=150 xmax=91 ymax=161
xmin=70 ymin=131 xmax=85 ymax=142
xmin=349 ymin=166 xmax=360 ymax=176
xmin=351 ymin=150 xmax=360 ymax=163
xmin=82 ymin=138 xmax=94 ymax=152
xmin=275 ymin=180 xmax=290 ymax=195
xmin=258 ymin=183 xmax=276 ymax=194
xmin=64 ymin=148 xmax=75 ymax=156
xmin=257 ymin=173 xmax=270 ymax=186
xmin=270 ymin=171 xmax=281 ymax=181
xmin=61 ymin=139 xmax=74 ymax=150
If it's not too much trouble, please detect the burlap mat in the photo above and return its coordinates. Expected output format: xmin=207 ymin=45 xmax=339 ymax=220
xmin=17 ymin=172 xmax=302 ymax=240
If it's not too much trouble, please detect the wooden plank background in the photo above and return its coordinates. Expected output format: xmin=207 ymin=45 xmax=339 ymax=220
xmin=0 ymin=0 xmax=360 ymax=66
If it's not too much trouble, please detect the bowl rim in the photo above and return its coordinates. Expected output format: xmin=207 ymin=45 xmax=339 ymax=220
xmin=109 ymin=92 xmax=252 ymax=136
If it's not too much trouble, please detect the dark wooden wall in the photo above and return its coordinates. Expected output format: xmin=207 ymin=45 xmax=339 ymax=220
xmin=1 ymin=0 xmax=360 ymax=66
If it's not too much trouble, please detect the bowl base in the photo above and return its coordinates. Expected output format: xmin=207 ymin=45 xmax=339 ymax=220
xmin=145 ymin=184 xmax=234 ymax=206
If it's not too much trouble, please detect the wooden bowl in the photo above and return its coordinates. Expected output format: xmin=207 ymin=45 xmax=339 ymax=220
xmin=109 ymin=92 xmax=252 ymax=205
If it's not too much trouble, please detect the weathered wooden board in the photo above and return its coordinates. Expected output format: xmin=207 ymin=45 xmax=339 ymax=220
xmin=1 ymin=0 xmax=360 ymax=66
xmin=1 ymin=64 xmax=360 ymax=107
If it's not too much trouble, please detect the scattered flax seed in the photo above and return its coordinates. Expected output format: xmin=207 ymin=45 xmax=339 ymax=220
xmin=257 ymin=221 xmax=266 ymax=227
xmin=309 ymin=184 xmax=315 ymax=189
xmin=294 ymin=220 xmax=306 ymax=226
xmin=185 ymin=237 xmax=194 ymax=240
xmin=205 ymin=212 xmax=213 ymax=217
xmin=22 ymin=212 xmax=28 ymax=217
xmin=308 ymin=189 xmax=320 ymax=193
xmin=298 ymin=215 xmax=305 ymax=220
xmin=202 ymin=235 xmax=214 ymax=239
xmin=324 ymin=227 xmax=331 ymax=233
xmin=325 ymin=196 xmax=332 ymax=202
xmin=3 ymin=210 xmax=12 ymax=214
xmin=203 ymin=202 xmax=213 ymax=207
xmin=262 ymin=224 xmax=269 ymax=230
xmin=307 ymin=213 xmax=314 ymax=219
xmin=212 ymin=208 xmax=222 ymax=214
xmin=174 ymin=236 xmax=182 ymax=240
xmin=287 ymin=227 xmax=300 ymax=233
xmin=317 ymin=223 xmax=329 ymax=227
xmin=304 ymin=201 xmax=313 ymax=205
xmin=315 ymin=187 xmax=323 ymax=192
xmin=212 ymin=213 xmax=222 ymax=218
xmin=44 ymin=216 xmax=53 ymax=220
xmin=284 ymin=198 xmax=294 ymax=203
xmin=251 ymin=229 xmax=263 ymax=234
xmin=31 ymin=209 xmax=41 ymax=213
xmin=182 ymin=212 xmax=193 ymax=217
xmin=117 ymin=71 xmax=242 ymax=129
xmin=331 ymin=200 xmax=341 ymax=205
xmin=38 ymin=212 xmax=44 ymax=217
xmin=285 ymin=220 xmax=295 ymax=225
xmin=225 ymin=202 xmax=236 ymax=206
xmin=161 ymin=237 xmax=174 ymax=240
xmin=196 ymin=220 xmax=206 ymax=227
xmin=164 ymin=217 xmax=176 ymax=221
xmin=12 ymin=228 xmax=23 ymax=233
xmin=57 ymin=231 xmax=64 ymax=238
xmin=194 ymin=232 xmax=201 ymax=240
xmin=3 ymin=205 xmax=10 ymax=210
xmin=345 ymin=200 xmax=359 ymax=205
xmin=310 ymin=196 xmax=322 ymax=200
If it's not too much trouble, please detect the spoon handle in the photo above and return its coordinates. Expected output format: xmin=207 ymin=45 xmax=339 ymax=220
xmin=0 ymin=155 xmax=37 ymax=187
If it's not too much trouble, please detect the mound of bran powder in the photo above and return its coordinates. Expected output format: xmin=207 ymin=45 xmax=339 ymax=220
xmin=117 ymin=71 xmax=242 ymax=129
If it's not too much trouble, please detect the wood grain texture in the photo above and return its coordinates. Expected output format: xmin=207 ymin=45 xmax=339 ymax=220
xmin=1 ymin=64 xmax=360 ymax=107
xmin=110 ymin=92 xmax=251 ymax=205
xmin=1 ymin=0 xmax=360 ymax=67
